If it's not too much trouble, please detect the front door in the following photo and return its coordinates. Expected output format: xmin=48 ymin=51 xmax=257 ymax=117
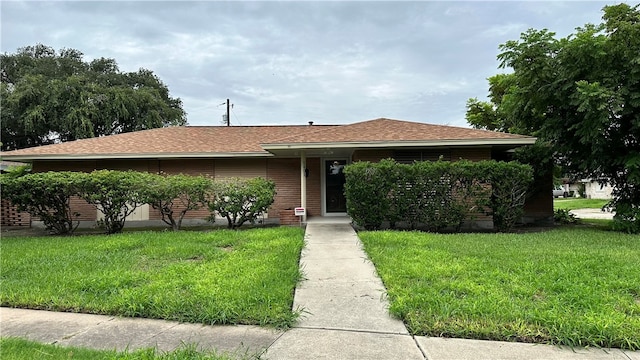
xmin=325 ymin=159 xmax=347 ymax=213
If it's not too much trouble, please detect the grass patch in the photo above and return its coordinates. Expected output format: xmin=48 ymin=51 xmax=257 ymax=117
xmin=0 ymin=337 xmax=240 ymax=359
xmin=580 ymin=219 xmax=614 ymax=230
xmin=0 ymin=228 xmax=304 ymax=327
xmin=359 ymin=228 xmax=640 ymax=349
xmin=554 ymin=198 xmax=609 ymax=211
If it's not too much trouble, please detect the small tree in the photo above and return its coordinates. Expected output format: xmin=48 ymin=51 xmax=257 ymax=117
xmin=77 ymin=170 xmax=149 ymax=234
xmin=0 ymin=171 xmax=82 ymax=235
xmin=143 ymin=173 xmax=214 ymax=230
xmin=208 ymin=177 xmax=276 ymax=229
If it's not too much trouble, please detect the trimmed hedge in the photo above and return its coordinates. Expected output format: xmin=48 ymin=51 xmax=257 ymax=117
xmin=344 ymin=159 xmax=533 ymax=232
xmin=208 ymin=177 xmax=276 ymax=229
xmin=0 ymin=171 xmax=81 ymax=235
xmin=76 ymin=170 xmax=151 ymax=234
xmin=1 ymin=171 xmax=272 ymax=234
xmin=142 ymin=173 xmax=213 ymax=230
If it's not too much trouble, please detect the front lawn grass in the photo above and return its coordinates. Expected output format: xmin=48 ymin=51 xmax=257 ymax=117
xmin=0 ymin=337 xmax=238 ymax=360
xmin=554 ymin=198 xmax=609 ymax=210
xmin=0 ymin=228 xmax=304 ymax=327
xmin=359 ymin=228 xmax=640 ymax=349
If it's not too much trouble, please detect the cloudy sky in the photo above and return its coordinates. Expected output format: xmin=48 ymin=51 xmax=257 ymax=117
xmin=1 ymin=1 xmax=618 ymax=127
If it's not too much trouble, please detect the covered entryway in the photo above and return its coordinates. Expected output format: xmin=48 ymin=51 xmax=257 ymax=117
xmin=323 ymin=159 xmax=348 ymax=214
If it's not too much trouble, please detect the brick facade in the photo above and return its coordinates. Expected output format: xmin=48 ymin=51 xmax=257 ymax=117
xmin=1 ymin=199 xmax=31 ymax=227
xmin=23 ymin=143 xmax=551 ymax=226
xmin=28 ymin=157 xmax=317 ymax=224
xmin=352 ymin=149 xmax=394 ymax=162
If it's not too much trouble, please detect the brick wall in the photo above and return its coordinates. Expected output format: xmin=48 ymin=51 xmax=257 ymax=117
xmin=267 ymin=158 xmax=301 ymax=215
xmin=306 ymin=158 xmax=321 ymax=216
xmin=1 ymin=199 xmax=31 ymax=227
xmin=451 ymin=147 xmax=491 ymax=161
xmin=152 ymin=159 xmax=216 ymax=221
xmin=32 ymin=160 xmax=97 ymax=172
xmin=352 ymin=149 xmax=394 ymax=162
xmin=353 ymin=147 xmax=492 ymax=163
xmin=32 ymin=161 xmax=98 ymax=221
xmin=214 ymin=159 xmax=267 ymax=179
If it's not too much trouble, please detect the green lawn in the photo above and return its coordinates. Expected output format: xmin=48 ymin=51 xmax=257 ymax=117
xmin=0 ymin=228 xmax=304 ymax=327
xmin=554 ymin=198 xmax=609 ymax=211
xmin=359 ymin=228 xmax=640 ymax=350
xmin=0 ymin=337 xmax=237 ymax=360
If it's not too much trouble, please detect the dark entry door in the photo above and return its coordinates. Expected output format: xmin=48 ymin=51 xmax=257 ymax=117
xmin=325 ymin=160 xmax=347 ymax=213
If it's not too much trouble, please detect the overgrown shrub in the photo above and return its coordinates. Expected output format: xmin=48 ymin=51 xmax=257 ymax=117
xmin=76 ymin=170 xmax=150 ymax=234
xmin=478 ymin=161 xmax=533 ymax=232
xmin=610 ymin=200 xmax=640 ymax=234
xmin=344 ymin=159 xmax=532 ymax=232
xmin=0 ymin=171 xmax=82 ymax=235
xmin=412 ymin=161 xmax=483 ymax=232
xmin=142 ymin=173 xmax=214 ymax=230
xmin=343 ymin=160 xmax=392 ymax=230
xmin=554 ymin=208 xmax=578 ymax=224
xmin=208 ymin=177 xmax=276 ymax=229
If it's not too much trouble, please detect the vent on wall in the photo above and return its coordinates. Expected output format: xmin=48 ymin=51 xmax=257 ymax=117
xmin=393 ymin=149 xmax=452 ymax=164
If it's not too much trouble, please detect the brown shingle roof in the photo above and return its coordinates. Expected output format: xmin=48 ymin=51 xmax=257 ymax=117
xmin=1 ymin=125 xmax=337 ymax=158
xmin=0 ymin=118 xmax=535 ymax=160
xmin=266 ymin=118 xmax=531 ymax=144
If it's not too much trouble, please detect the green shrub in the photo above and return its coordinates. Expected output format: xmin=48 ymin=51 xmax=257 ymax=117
xmin=554 ymin=208 xmax=578 ymax=224
xmin=142 ymin=173 xmax=214 ymax=230
xmin=208 ymin=177 xmax=276 ymax=229
xmin=479 ymin=161 xmax=533 ymax=232
xmin=344 ymin=159 xmax=531 ymax=232
xmin=343 ymin=160 xmax=392 ymax=230
xmin=412 ymin=161 xmax=478 ymax=231
xmin=77 ymin=170 xmax=150 ymax=234
xmin=611 ymin=200 xmax=640 ymax=234
xmin=0 ymin=171 xmax=82 ymax=235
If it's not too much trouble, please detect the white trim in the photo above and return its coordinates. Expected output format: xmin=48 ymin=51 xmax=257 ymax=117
xmin=1 ymin=152 xmax=273 ymax=161
xmin=2 ymin=138 xmax=536 ymax=162
xmin=300 ymin=151 xmax=307 ymax=223
xmin=262 ymin=138 xmax=536 ymax=150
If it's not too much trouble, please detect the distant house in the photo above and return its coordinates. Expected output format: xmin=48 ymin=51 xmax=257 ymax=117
xmin=0 ymin=160 xmax=26 ymax=173
xmin=1 ymin=118 xmax=548 ymax=227
xmin=568 ymin=179 xmax=614 ymax=200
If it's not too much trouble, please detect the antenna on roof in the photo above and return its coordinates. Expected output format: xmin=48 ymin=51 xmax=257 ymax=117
xmin=219 ymin=99 xmax=233 ymax=126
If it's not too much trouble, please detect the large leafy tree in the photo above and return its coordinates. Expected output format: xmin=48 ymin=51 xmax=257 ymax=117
xmin=467 ymin=4 xmax=640 ymax=232
xmin=1 ymin=44 xmax=187 ymax=151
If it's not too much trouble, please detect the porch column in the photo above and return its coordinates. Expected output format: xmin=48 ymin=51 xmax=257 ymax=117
xmin=300 ymin=151 xmax=307 ymax=222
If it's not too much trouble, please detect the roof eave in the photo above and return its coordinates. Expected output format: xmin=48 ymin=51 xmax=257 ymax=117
xmin=0 ymin=152 xmax=273 ymax=161
xmin=261 ymin=138 xmax=537 ymax=150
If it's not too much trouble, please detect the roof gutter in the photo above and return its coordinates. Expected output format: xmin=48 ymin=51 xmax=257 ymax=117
xmin=0 ymin=152 xmax=274 ymax=162
xmin=261 ymin=138 xmax=537 ymax=150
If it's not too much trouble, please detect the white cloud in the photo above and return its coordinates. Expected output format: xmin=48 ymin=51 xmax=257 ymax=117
xmin=0 ymin=1 xmax=610 ymax=127
xmin=479 ymin=23 xmax=527 ymax=38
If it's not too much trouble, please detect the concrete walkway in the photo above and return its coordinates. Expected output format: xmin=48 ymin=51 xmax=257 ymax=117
xmin=571 ymin=208 xmax=615 ymax=220
xmin=265 ymin=223 xmax=421 ymax=359
xmin=1 ymin=221 xmax=638 ymax=359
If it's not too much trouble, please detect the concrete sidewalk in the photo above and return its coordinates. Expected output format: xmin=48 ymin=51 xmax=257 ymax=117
xmin=0 ymin=307 xmax=282 ymax=357
xmin=1 ymin=222 xmax=638 ymax=359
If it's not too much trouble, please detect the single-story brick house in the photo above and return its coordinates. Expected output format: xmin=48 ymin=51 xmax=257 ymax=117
xmin=1 ymin=118 xmax=550 ymax=227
